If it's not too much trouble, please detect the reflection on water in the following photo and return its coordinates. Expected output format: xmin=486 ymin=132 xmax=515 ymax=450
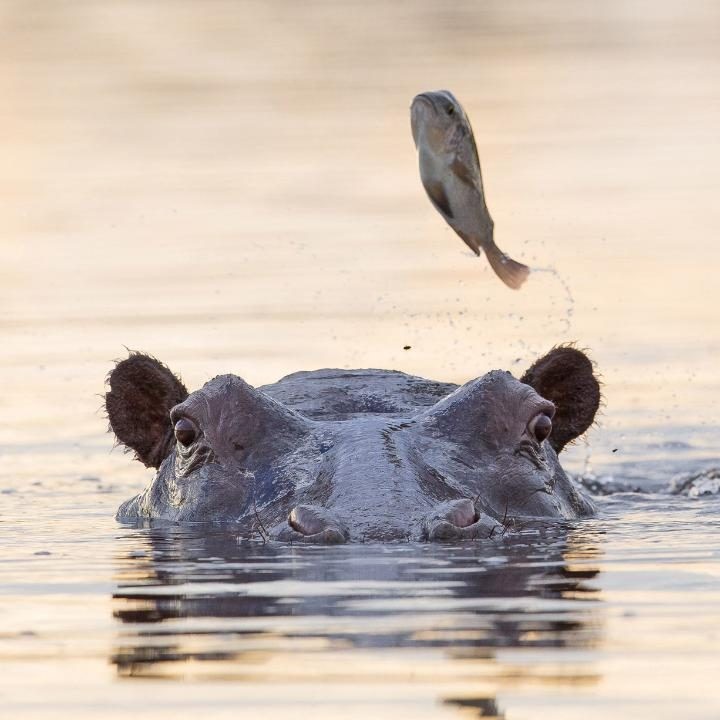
xmin=2 ymin=0 xmax=720 ymax=717
xmin=112 ymin=526 xmax=602 ymax=715
xmin=3 ymin=493 xmax=717 ymax=718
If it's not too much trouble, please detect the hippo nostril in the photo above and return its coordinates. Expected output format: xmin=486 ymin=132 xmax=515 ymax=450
xmin=174 ymin=418 xmax=197 ymax=447
xmin=530 ymin=413 xmax=553 ymax=443
xmin=288 ymin=505 xmax=328 ymax=536
xmin=287 ymin=505 xmax=349 ymax=543
xmin=424 ymin=499 xmax=502 ymax=541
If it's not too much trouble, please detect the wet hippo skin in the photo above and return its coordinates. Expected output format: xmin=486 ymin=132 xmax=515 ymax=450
xmin=106 ymin=346 xmax=600 ymax=542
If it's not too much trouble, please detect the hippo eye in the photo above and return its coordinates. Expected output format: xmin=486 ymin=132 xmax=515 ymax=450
xmin=174 ymin=418 xmax=197 ymax=447
xmin=446 ymin=104 xmax=455 ymax=115
xmin=529 ymin=413 xmax=553 ymax=443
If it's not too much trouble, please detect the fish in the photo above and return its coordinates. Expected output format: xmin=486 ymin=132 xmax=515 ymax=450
xmin=410 ymin=90 xmax=530 ymax=289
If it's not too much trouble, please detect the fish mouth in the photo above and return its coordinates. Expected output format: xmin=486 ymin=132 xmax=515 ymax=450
xmin=410 ymin=92 xmax=441 ymax=147
xmin=411 ymin=92 xmax=438 ymax=111
xmin=412 ymin=90 xmax=459 ymax=112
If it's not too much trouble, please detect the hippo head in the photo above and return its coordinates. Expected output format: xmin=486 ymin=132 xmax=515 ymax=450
xmin=106 ymin=348 xmax=600 ymax=542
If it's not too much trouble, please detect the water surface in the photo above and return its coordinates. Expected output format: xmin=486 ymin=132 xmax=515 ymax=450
xmin=1 ymin=1 xmax=719 ymax=717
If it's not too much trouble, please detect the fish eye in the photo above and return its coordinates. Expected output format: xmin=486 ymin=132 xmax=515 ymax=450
xmin=174 ymin=417 xmax=197 ymax=447
xmin=446 ymin=104 xmax=455 ymax=115
xmin=529 ymin=413 xmax=553 ymax=443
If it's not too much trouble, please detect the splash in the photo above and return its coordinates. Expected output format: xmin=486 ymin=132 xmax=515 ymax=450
xmin=529 ymin=265 xmax=575 ymax=334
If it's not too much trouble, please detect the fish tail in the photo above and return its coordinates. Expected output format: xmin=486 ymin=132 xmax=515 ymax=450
xmin=483 ymin=240 xmax=530 ymax=289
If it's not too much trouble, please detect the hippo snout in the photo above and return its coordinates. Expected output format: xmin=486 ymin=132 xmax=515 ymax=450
xmin=277 ymin=504 xmax=415 ymax=543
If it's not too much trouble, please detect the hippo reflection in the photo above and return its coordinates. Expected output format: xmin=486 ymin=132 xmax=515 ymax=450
xmin=106 ymin=346 xmax=600 ymax=542
xmin=111 ymin=525 xmax=603 ymax=683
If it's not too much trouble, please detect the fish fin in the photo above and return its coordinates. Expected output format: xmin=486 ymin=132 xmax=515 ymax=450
xmin=424 ymin=180 xmax=454 ymax=219
xmin=483 ymin=240 xmax=530 ymax=289
xmin=450 ymin=156 xmax=477 ymax=187
xmin=456 ymin=229 xmax=482 ymax=256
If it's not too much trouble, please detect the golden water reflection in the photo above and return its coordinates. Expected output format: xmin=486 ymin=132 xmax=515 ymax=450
xmin=112 ymin=526 xmax=603 ymax=716
xmin=2 ymin=0 xmax=720 ymax=717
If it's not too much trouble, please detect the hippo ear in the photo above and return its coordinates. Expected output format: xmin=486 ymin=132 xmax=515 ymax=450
xmin=105 ymin=353 xmax=189 ymax=468
xmin=520 ymin=347 xmax=600 ymax=453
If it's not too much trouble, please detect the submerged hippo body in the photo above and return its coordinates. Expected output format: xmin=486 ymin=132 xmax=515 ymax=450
xmin=106 ymin=347 xmax=600 ymax=542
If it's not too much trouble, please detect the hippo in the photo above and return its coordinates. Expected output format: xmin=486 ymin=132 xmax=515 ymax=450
xmin=106 ymin=346 xmax=600 ymax=542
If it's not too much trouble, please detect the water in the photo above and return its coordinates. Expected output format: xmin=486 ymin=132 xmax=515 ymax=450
xmin=2 ymin=489 xmax=719 ymax=718
xmin=1 ymin=1 xmax=719 ymax=717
